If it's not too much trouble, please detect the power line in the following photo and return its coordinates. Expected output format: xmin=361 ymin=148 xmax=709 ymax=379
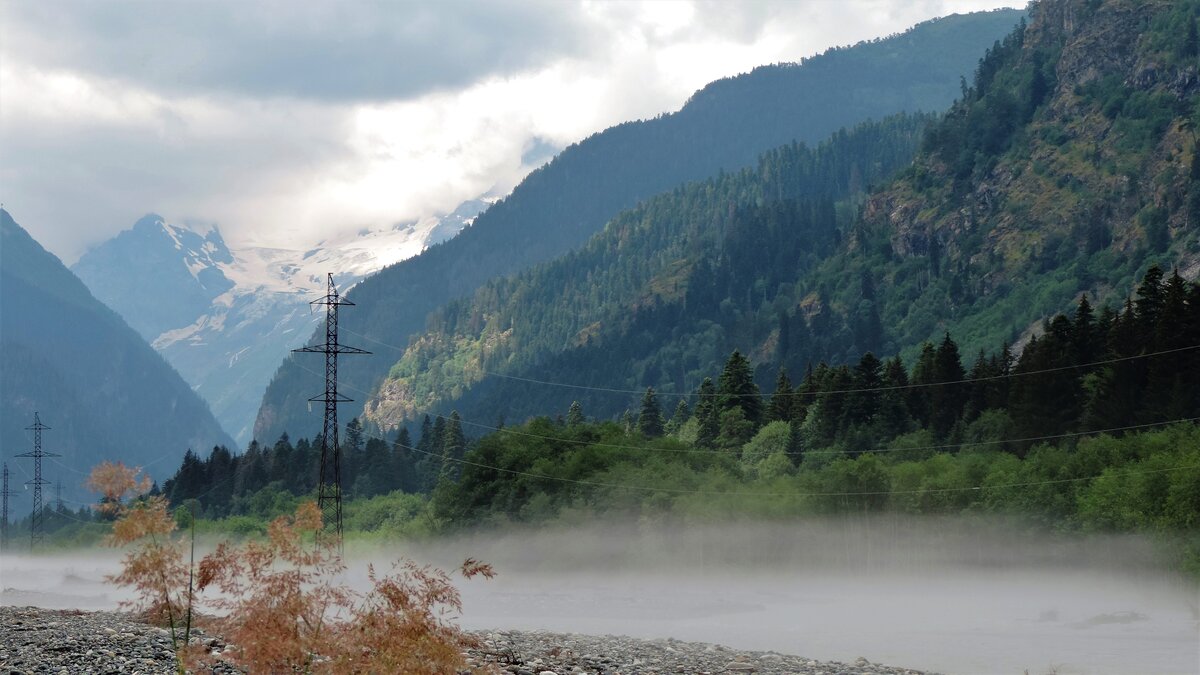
xmin=291 ymin=360 xmax=1200 ymax=459
xmin=292 ymin=273 xmax=369 ymax=545
xmin=339 ymin=325 xmax=1200 ymax=399
xmin=365 ymin=423 xmax=1200 ymax=498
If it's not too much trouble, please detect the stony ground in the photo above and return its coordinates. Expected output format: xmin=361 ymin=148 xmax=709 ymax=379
xmin=0 ymin=606 xmax=931 ymax=675
xmin=465 ymin=630 xmax=931 ymax=675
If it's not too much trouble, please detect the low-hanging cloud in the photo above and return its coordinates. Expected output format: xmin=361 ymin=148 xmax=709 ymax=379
xmin=0 ymin=0 xmax=1019 ymax=263
xmin=1 ymin=0 xmax=597 ymax=103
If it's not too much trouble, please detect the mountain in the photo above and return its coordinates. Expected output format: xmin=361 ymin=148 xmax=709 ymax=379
xmin=0 ymin=209 xmax=234 ymax=503
xmin=72 ymin=201 xmax=489 ymax=444
xmin=254 ymin=8 xmax=1026 ymax=443
xmin=356 ymin=0 xmax=1200 ymax=432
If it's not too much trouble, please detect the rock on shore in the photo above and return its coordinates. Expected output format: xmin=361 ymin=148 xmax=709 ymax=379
xmin=0 ymin=605 xmax=931 ymax=675
xmin=466 ymin=630 xmax=931 ymax=675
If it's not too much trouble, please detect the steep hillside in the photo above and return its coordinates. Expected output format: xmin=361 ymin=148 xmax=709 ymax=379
xmin=359 ymin=0 xmax=1200 ymax=432
xmin=71 ymin=201 xmax=487 ymax=444
xmin=254 ymin=8 xmax=1024 ymax=442
xmin=361 ymin=115 xmax=932 ymax=428
xmin=0 ymin=210 xmax=235 ymax=503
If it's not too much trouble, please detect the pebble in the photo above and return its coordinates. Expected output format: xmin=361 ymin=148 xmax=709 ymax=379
xmin=466 ymin=630 xmax=936 ymax=675
xmin=1 ymin=606 xmax=936 ymax=675
xmin=0 ymin=606 xmax=238 ymax=675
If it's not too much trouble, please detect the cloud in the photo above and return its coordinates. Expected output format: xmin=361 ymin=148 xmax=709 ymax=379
xmin=0 ymin=1 xmax=1020 ymax=263
xmin=1 ymin=0 xmax=597 ymax=103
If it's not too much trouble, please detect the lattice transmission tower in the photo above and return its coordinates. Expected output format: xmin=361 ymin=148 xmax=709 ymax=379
xmin=16 ymin=412 xmax=58 ymax=550
xmin=1 ymin=463 xmax=18 ymax=549
xmin=293 ymin=273 xmax=369 ymax=542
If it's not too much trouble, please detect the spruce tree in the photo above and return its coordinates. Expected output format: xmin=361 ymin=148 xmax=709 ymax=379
xmin=566 ymin=401 xmax=584 ymax=427
xmin=695 ymin=378 xmax=719 ymax=448
xmin=637 ymin=387 xmax=664 ymax=437
xmin=770 ymin=369 xmax=794 ymax=423
xmin=440 ymin=412 xmax=465 ymax=480
xmin=843 ymin=352 xmax=882 ymax=428
xmin=718 ymin=350 xmax=763 ymax=426
xmin=929 ymin=334 xmax=966 ymax=440
xmin=393 ymin=427 xmax=415 ymax=493
xmin=665 ymin=399 xmax=690 ymax=435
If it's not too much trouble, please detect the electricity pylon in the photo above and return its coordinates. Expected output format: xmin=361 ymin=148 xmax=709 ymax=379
xmin=16 ymin=412 xmax=58 ymax=551
xmin=1 ymin=463 xmax=18 ymax=549
xmin=293 ymin=274 xmax=369 ymax=543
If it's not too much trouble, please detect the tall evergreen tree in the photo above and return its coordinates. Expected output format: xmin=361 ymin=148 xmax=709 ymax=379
xmin=665 ymin=399 xmax=690 ymax=435
xmin=770 ymin=369 xmax=794 ymax=423
xmin=929 ymin=333 xmax=966 ymax=440
xmin=637 ymin=387 xmax=664 ymax=437
xmin=566 ymin=401 xmax=585 ymax=427
xmin=393 ymin=427 xmax=416 ymax=493
xmin=695 ymin=378 xmax=719 ymax=448
xmin=440 ymin=412 xmax=465 ymax=480
xmin=718 ymin=350 xmax=763 ymax=426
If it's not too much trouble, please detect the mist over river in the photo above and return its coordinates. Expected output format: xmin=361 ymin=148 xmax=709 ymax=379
xmin=2 ymin=517 xmax=1197 ymax=674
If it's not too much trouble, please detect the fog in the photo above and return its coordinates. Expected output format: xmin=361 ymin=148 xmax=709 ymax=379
xmin=3 ymin=516 xmax=1197 ymax=674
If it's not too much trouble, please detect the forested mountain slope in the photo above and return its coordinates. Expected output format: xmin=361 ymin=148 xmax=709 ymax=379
xmin=363 ymin=115 xmax=933 ymax=428
xmin=0 ymin=210 xmax=235 ymax=502
xmin=253 ymin=8 xmax=1024 ymax=443
xmin=359 ymin=0 xmax=1200 ymax=432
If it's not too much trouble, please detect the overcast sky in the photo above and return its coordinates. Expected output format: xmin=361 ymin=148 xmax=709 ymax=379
xmin=1 ymin=0 xmax=1018 ymax=263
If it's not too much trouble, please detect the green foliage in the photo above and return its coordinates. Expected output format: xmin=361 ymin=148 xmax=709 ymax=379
xmin=256 ymin=9 xmax=1025 ymax=444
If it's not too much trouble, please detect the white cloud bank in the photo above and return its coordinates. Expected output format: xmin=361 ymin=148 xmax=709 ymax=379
xmin=0 ymin=0 xmax=1018 ymax=262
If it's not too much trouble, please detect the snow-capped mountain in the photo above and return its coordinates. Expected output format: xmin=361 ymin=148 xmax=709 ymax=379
xmin=71 ymin=200 xmax=489 ymax=445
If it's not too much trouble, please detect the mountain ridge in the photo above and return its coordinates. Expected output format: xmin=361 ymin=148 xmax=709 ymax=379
xmin=253 ymin=8 xmax=1026 ymax=443
xmin=72 ymin=200 xmax=489 ymax=443
xmin=0 ymin=209 xmax=235 ymax=503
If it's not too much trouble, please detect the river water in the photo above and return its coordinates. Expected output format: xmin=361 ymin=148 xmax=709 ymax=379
xmin=2 ymin=518 xmax=1197 ymax=674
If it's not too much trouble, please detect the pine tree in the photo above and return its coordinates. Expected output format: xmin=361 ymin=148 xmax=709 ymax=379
xmin=843 ymin=352 xmax=882 ymax=429
xmin=695 ymin=378 xmax=719 ymax=448
xmin=566 ymin=401 xmax=584 ymax=427
xmin=440 ymin=413 xmax=465 ymax=481
xmin=718 ymin=350 xmax=763 ymax=426
xmin=929 ymin=334 xmax=966 ymax=440
xmin=770 ymin=369 xmax=794 ymax=422
xmin=417 ymin=415 xmax=434 ymax=455
xmin=908 ymin=342 xmax=937 ymax=427
xmin=665 ymin=399 xmax=690 ymax=435
xmin=878 ymin=356 xmax=912 ymax=438
xmin=637 ymin=387 xmax=664 ymax=437
xmin=392 ymin=427 xmax=415 ymax=493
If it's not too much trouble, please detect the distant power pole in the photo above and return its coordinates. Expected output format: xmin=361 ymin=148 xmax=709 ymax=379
xmin=1 ymin=463 xmax=17 ymax=548
xmin=54 ymin=480 xmax=64 ymax=512
xmin=16 ymin=412 xmax=59 ymax=551
xmin=293 ymin=274 xmax=369 ymax=543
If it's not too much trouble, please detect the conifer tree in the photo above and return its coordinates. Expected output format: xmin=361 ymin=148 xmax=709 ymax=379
xmin=440 ymin=412 xmax=466 ymax=480
xmin=718 ymin=350 xmax=763 ymax=426
xmin=770 ymin=369 xmax=794 ymax=423
xmin=566 ymin=401 xmax=584 ymax=427
xmin=843 ymin=352 xmax=882 ymax=428
xmin=665 ymin=399 xmax=690 ymax=435
xmin=392 ymin=427 xmax=415 ymax=493
xmin=637 ymin=387 xmax=664 ymax=437
xmin=695 ymin=378 xmax=719 ymax=448
xmin=929 ymin=334 xmax=966 ymax=440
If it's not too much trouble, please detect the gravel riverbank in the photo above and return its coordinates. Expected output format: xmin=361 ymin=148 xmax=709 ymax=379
xmin=0 ymin=605 xmax=930 ymax=674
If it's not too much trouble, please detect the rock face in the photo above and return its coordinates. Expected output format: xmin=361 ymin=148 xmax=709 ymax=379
xmin=866 ymin=0 xmax=1200 ymax=295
